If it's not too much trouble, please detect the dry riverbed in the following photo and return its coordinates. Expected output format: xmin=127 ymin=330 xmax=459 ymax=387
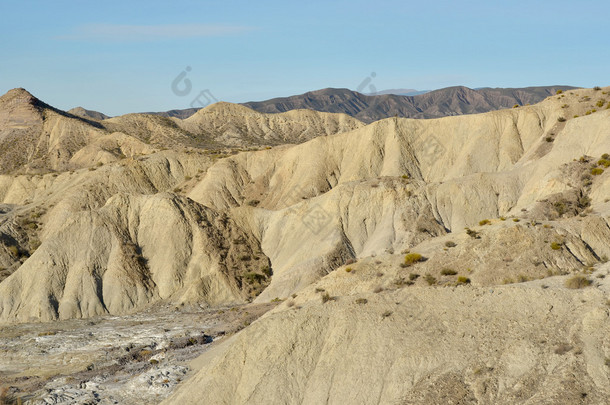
xmin=0 ymin=302 xmax=277 ymax=404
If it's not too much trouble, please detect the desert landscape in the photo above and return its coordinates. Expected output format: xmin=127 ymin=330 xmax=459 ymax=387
xmin=0 ymin=83 xmax=608 ymax=404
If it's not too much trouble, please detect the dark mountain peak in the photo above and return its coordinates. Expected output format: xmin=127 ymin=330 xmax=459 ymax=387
xmin=68 ymin=107 xmax=110 ymax=121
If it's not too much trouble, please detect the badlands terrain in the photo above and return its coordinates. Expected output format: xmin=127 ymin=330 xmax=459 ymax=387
xmin=0 ymin=85 xmax=609 ymax=404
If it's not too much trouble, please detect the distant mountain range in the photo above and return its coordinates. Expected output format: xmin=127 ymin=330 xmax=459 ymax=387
xmin=370 ymin=88 xmax=430 ymax=96
xmin=71 ymin=85 xmax=579 ymax=123
xmin=241 ymin=85 xmax=579 ymax=123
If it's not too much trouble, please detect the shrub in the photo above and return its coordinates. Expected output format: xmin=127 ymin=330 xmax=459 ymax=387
xmin=445 ymin=241 xmax=457 ymax=248
xmin=409 ymin=273 xmax=420 ymax=280
xmin=321 ymin=292 xmax=334 ymax=303
xmin=465 ymin=228 xmax=480 ymax=238
xmin=565 ymin=275 xmax=592 ymax=289
xmin=554 ymin=344 xmax=573 ymax=355
xmin=239 ymin=255 xmax=252 ymax=261
xmin=591 ymin=167 xmax=604 ymax=176
xmin=441 ymin=268 xmax=458 ymax=276
xmin=596 ymin=100 xmax=605 ymax=108
xmin=478 ymin=219 xmax=490 ymax=226
xmin=545 ymin=136 xmax=554 ymax=142
xmin=602 ymin=153 xmax=610 ymax=160
xmin=373 ymin=286 xmax=384 ymax=293
xmin=403 ymin=253 xmax=423 ymax=266
xmin=315 ymin=287 xmax=325 ymax=293
xmin=499 ymin=216 xmax=506 ymax=221
xmin=246 ymin=200 xmax=260 ymax=207
xmin=512 ymin=218 xmax=520 ymax=222
xmin=557 ymin=117 xmax=566 ymax=122
xmin=424 ymin=274 xmax=437 ymax=285
xmin=598 ymin=159 xmax=610 ymax=168
xmin=345 ymin=267 xmax=353 ymax=273
xmin=457 ymin=276 xmax=471 ymax=284
xmin=556 ymin=90 xmax=563 ymax=94
xmin=355 ymin=298 xmax=368 ymax=305
xmin=381 ymin=310 xmax=392 ymax=318
xmin=513 ymin=104 xmax=519 ymax=108
xmin=593 ymin=86 xmax=601 ymax=91
xmin=550 ymin=242 xmax=562 ymax=250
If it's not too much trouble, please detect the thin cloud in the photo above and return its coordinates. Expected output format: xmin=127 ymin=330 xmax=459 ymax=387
xmin=56 ymin=24 xmax=256 ymax=41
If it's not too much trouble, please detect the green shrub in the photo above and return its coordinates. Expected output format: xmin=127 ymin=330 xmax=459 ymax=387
xmin=596 ymin=100 xmax=605 ymax=108
xmin=478 ymin=219 xmax=491 ymax=226
xmin=545 ymin=136 xmax=554 ymax=142
xmin=512 ymin=218 xmax=520 ymax=222
xmin=598 ymin=159 xmax=610 ymax=168
xmin=445 ymin=241 xmax=457 ymax=248
xmin=409 ymin=273 xmax=420 ymax=281
xmin=602 ymin=153 xmax=610 ymax=160
xmin=441 ymin=268 xmax=457 ymax=276
xmin=564 ymin=275 xmax=592 ymax=289
xmin=513 ymin=104 xmax=519 ymax=108
xmin=355 ymin=298 xmax=368 ymax=305
xmin=457 ymin=276 xmax=471 ymax=284
xmin=403 ymin=253 xmax=424 ymax=266
xmin=591 ymin=167 xmax=604 ymax=176
xmin=556 ymin=90 xmax=563 ymax=94
xmin=345 ymin=267 xmax=353 ymax=273
xmin=557 ymin=117 xmax=566 ymax=122
xmin=593 ymin=86 xmax=601 ymax=91
xmin=550 ymin=242 xmax=562 ymax=250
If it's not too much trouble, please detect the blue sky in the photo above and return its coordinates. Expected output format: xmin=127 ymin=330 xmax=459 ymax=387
xmin=1 ymin=0 xmax=608 ymax=116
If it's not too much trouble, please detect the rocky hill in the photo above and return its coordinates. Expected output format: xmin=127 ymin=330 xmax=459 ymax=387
xmin=0 ymin=86 xmax=609 ymax=404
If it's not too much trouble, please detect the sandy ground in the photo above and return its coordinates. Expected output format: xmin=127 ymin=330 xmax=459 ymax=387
xmin=0 ymin=302 xmax=277 ymax=404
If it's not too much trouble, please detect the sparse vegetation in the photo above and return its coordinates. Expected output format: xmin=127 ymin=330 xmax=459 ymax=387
xmin=465 ymin=228 xmax=480 ymax=238
xmin=591 ymin=167 xmax=604 ymax=176
xmin=445 ymin=241 xmax=456 ymax=248
xmin=321 ymin=292 xmax=334 ymax=303
xmin=554 ymin=344 xmax=573 ymax=355
xmin=564 ymin=275 xmax=592 ymax=289
xmin=424 ymin=274 xmax=437 ymax=285
xmin=440 ymin=268 xmax=457 ymax=276
xmin=550 ymin=242 xmax=562 ymax=250
xmin=403 ymin=253 xmax=424 ymax=266
xmin=355 ymin=298 xmax=368 ymax=305
xmin=457 ymin=276 xmax=471 ymax=285
xmin=557 ymin=117 xmax=566 ymax=122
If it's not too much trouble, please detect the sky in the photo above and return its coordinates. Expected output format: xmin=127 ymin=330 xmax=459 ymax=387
xmin=1 ymin=0 xmax=608 ymax=116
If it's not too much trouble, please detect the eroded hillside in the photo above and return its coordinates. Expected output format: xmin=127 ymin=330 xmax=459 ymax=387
xmin=0 ymin=86 xmax=609 ymax=404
